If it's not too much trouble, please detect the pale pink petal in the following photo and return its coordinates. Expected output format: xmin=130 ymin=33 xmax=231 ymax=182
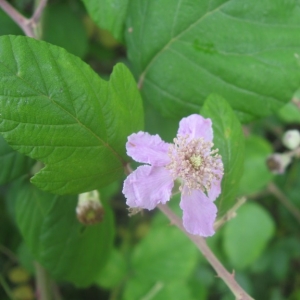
xmin=126 ymin=132 xmax=171 ymax=166
xmin=122 ymin=165 xmax=174 ymax=210
xmin=208 ymin=159 xmax=224 ymax=201
xmin=180 ymin=187 xmax=217 ymax=237
xmin=178 ymin=114 xmax=213 ymax=142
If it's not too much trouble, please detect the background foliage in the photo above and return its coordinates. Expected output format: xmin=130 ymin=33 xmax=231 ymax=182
xmin=0 ymin=0 xmax=300 ymax=299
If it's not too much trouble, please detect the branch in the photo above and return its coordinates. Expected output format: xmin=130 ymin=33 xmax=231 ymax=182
xmin=158 ymin=204 xmax=255 ymax=300
xmin=268 ymin=182 xmax=300 ymax=224
xmin=31 ymin=0 xmax=48 ymax=24
xmin=214 ymin=197 xmax=246 ymax=231
xmin=0 ymin=0 xmax=48 ymax=38
xmin=0 ymin=0 xmax=34 ymax=37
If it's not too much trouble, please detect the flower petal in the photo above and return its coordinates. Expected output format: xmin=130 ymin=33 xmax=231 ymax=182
xmin=180 ymin=187 xmax=217 ymax=236
xmin=208 ymin=159 xmax=224 ymax=201
xmin=122 ymin=165 xmax=174 ymax=210
xmin=178 ymin=114 xmax=213 ymax=142
xmin=126 ymin=132 xmax=171 ymax=166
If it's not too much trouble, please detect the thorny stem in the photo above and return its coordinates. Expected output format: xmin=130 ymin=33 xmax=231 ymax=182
xmin=35 ymin=262 xmax=61 ymax=300
xmin=214 ymin=197 xmax=246 ymax=231
xmin=268 ymin=182 xmax=300 ymax=224
xmin=158 ymin=203 xmax=255 ymax=300
xmin=0 ymin=0 xmax=48 ymax=38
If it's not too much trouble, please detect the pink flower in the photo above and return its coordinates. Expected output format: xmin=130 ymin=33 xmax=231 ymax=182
xmin=122 ymin=114 xmax=224 ymax=237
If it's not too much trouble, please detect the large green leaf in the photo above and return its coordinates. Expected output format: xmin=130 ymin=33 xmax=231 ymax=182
xmin=126 ymin=0 xmax=300 ymax=122
xmin=201 ymin=95 xmax=245 ymax=216
xmin=0 ymin=135 xmax=34 ymax=184
xmin=82 ymin=0 xmax=129 ymax=41
xmin=10 ymin=177 xmax=114 ymax=287
xmin=223 ymin=202 xmax=275 ymax=270
xmin=0 ymin=35 xmax=143 ymax=194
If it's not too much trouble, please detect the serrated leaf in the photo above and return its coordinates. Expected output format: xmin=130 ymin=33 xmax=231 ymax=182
xmin=82 ymin=0 xmax=129 ymax=41
xmin=0 ymin=135 xmax=34 ymax=184
xmin=0 ymin=35 xmax=143 ymax=194
xmin=201 ymin=94 xmax=245 ymax=216
xmin=10 ymin=177 xmax=114 ymax=287
xmin=126 ymin=0 xmax=300 ymax=122
xmin=223 ymin=202 xmax=275 ymax=270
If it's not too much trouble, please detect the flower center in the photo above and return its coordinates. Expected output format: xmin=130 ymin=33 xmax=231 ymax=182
xmin=166 ymin=134 xmax=223 ymax=194
xmin=190 ymin=154 xmax=202 ymax=169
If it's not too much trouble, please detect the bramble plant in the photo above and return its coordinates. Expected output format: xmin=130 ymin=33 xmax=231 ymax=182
xmin=0 ymin=1 xmax=300 ymax=300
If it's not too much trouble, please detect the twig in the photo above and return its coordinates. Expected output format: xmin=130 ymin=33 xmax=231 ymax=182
xmin=0 ymin=0 xmax=48 ymax=38
xmin=158 ymin=203 xmax=255 ymax=300
xmin=31 ymin=0 xmax=48 ymax=24
xmin=34 ymin=262 xmax=52 ymax=300
xmin=0 ymin=0 xmax=34 ymax=37
xmin=214 ymin=197 xmax=246 ymax=231
xmin=268 ymin=182 xmax=300 ymax=224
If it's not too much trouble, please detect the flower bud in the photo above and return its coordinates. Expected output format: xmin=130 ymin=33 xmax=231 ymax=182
xmin=76 ymin=190 xmax=104 ymax=225
xmin=266 ymin=153 xmax=291 ymax=174
xmin=282 ymin=129 xmax=300 ymax=150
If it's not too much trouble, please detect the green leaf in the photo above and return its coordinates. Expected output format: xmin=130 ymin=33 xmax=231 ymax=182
xmin=95 ymin=249 xmax=127 ymax=289
xmin=126 ymin=0 xmax=300 ymax=122
xmin=238 ymin=135 xmax=273 ymax=196
xmin=201 ymin=94 xmax=245 ymax=216
xmin=0 ymin=135 xmax=34 ymax=184
xmin=0 ymin=35 xmax=143 ymax=194
xmin=277 ymin=101 xmax=300 ymax=124
xmin=223 ymin=202 xmax=275 ymax=270
xmin=10 ymin=177 xmax=114 ymax=287
xmin=82 ymin=0 xmax=129 ymax=41
xmin=42 ymin=3 xmax=88 ymax=58
xmin=131 ymin=225 xmax=198 ymax=283
xmin=123 ymin=279 xmax=195 ymax=300
xmin=124 ymin=219 xmax=198 ymax=300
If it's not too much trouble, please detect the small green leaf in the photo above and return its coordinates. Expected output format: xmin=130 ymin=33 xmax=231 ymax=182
xmin=238 ymin=135 xmax=273 ymax=196
xmin=223 ymin=202 xmax=275 ymax=270
xmin=0 ymin=35 xmax=143 ymax=194
xmin=10 ymin=177 xmax=115 ymax=287
xmin=201 ymin=94 xmax=245 ymax=216
xmin=42 ymin=3 xmax=88 ymax=58
xmin=0 ymin=135 xmax=34 ymax=184
xmin=126 ymin=0 xmax=300 ymax=122
xmin=82 ymin=0 xmax=129 ymax=41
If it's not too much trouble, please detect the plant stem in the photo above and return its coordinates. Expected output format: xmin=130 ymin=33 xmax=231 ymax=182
xmin=0 ymin=0 xmax=48 ymax=38
xmin=158 ymin=203 xmax=255 ymax=300
xmin=0 ymin=0 xmax=34 ymax=37
xmin=32 ymin=0 xmax=48 ymax=24
xmin=34 ymin=262 xmax=62 ymax=300
xmin=214 ymin=197 xmax=246 ymax=231
xmin=268 ymin=182 xmax=300 ymax=224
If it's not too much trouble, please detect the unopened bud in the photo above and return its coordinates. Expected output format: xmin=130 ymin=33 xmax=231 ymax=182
xmin=266 ymin=153 xmax=291 ymax=174
xmin=282 ymin=130 xmax=300 ymax=150
xmin=76 ymin=190 xmax=104 ymax=225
